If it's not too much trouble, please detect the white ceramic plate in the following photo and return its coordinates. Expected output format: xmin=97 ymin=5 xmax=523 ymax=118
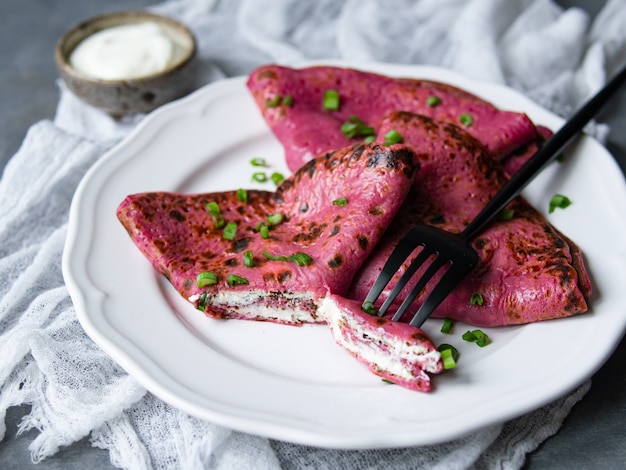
xmin=63 ymin=62 xmax=626 ymax=449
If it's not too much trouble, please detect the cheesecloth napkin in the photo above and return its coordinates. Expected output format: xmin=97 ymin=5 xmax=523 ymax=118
xmin=2 ymin=0 xmax=625 ymax=468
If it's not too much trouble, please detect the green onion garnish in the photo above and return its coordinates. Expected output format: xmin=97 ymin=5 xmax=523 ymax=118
xmin=381 ymin=379 xmax=395 ymax=385
xmin=237 ymin=188 xmax=248 ymax=203
xmin=283 ymin=95 xmax=293 ymax=106
xmin=383 ymin=129 xmax=403 ymax=145
xmin=260 ymin=224 xmax=269 ymax=239
xmin=498 ymin=208 xmax=515 ymax=221
xmin=266 ymin=94 xmax=281 ymax=107
xmin=288 ymin=252 xmax=313 ymax=266
xmin=262 ymin=251 xmax=312 ymax=266
xmin=196 ymin=271 xmax=218 ymax=288
xmin=223 ymin=222 xmax=237 ymax=240
xmin=364 ymin=135 xmax=376 ymax=143
xmin=463 ymin=329 xmax=490 ymax=347
xmin=462 ymin=330 xmax=477 ymax=342
xmin=323 ymin=89 xmax=340 ymax=110
xmin=362 ymin=301 xmax=377 ymax=315
xmin=197 ymin=292 xmax=209 ymax=311
xmin=250 ymin=157 xmax=267 ymax=167
xmin=262 ymin=251 xmax=289 ymax=262
xmin=440 ymin=317 xmax=454 ymax=334
xmin=227 ymin=274 xmax=249 ymax=286
xmin=243 ymin=250 xmax=254 ymax=267
xmin=470 ymin=291 xmax=484 ymax=306
xmin=271 ymin=172 xmax=285 ymax=186
xmin=252 ymin=172 xmax=267 ymax=183
xmin=459 ymin=113 xmax=473 ymax=126
xmin=267 ymin=212 xmax=283 ymax=226
xmin=205 ymin=201 xmax=225 ymax=228
xmin=340 ymin=115 xmax=375 ymax=139
xmin=427 ymin=95 xmax=441 ymax=107
xmin=549 ymin=194 xmax=571 ymax=213
xmin=437 ymin=344 xmax=459 ymax=369
xmin=205 ymin=201 xmax=220 ymax=215
xmin=332 ymin=197 xmax=348 ymax=207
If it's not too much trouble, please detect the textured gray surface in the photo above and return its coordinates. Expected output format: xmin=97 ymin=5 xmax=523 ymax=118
xmin=1 ymin=0 xmax=625 ymax=468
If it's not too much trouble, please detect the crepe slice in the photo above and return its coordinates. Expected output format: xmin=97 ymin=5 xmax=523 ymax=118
xmin=348 ymin=112 xmax=592 ymax=327
xmin=321 ymin=294 xmax=443 ymax=391
xmin=117 ymin=143 xmax=443 ymax=391
xmin=246 ymin=64 xmax=540 ymax=172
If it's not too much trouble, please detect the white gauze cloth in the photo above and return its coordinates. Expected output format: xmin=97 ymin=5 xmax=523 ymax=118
xmin=2 ymin=0 xmax=625 ymax=468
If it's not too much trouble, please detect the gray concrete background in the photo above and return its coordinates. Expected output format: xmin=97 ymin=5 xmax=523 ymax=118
xmin=1 ymin=1 xmax=625 ymax=468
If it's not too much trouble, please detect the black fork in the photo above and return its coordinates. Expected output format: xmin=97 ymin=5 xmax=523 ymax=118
xmin=364 ymin=63 xmax=626 ymax=328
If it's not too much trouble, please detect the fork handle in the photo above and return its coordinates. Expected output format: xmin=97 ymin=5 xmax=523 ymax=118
xmin=460 ymin=63 xmax=626 ymax=241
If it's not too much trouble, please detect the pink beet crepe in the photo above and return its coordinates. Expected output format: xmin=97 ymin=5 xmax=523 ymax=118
xmin=247 ymin=64 xmax=540 ymax=172
xmin=117 ymin=143 xmax=417 ymax=323
xmin=347 ymin=112 xmax=591 ymax=326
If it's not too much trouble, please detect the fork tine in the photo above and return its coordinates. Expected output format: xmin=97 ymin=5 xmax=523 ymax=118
xmin=409 ymin=252 xmax=479 ymax=327
xmin=377 ymin=246 xmax=434 ymax=316
xmin=363 ymin=227 xmax=424 ymax=307
xmin=391 ymin=255 xmax=450 ymax=321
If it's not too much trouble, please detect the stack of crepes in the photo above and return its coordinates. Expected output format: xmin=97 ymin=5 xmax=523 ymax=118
xmin=117 ymin=65 xmax=591 ymax=392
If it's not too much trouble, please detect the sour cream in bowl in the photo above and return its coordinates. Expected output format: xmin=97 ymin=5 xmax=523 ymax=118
xmin=56 ymin=11 xmax=197 ymax=116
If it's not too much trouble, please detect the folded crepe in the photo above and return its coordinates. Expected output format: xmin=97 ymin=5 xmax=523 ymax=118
xmin=246 ymin=64 xmax=541 ymax=172
xmin=347 ymin=112 xmax=591 ymax=326
xmin=117 ymin=143 xmax=443 ymax=391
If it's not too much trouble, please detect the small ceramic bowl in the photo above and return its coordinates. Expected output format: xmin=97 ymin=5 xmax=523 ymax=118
xmin=55 ymin=11 xmax=197 ymax=116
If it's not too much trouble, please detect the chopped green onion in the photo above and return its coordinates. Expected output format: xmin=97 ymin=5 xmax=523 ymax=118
xmin=498 ymin=208 xmax=515 ymax=221
xmin=440 ymin=317 xmax=454 ymax=334
xmin=470 ymin=291 xmax=484 ymax=306
xmin=362 ymin=301 xmax=377 ymax=315
xmin=383 ymin=129 xmax=403 ymax=145
xmin=196 ymin=271 xmax=218 ymax=288
xmin=381 ymin=379 xmax=395 ymax=385
xmin=262 ymin=251 xmax=289 ymax=262
xmin=463 ymin=329 xmax=490 ymax=347
xmin=271 ymin=172 xmax=285 ymax=186
xmin=255 ymin=221 xmax=270 ymax=238
xmin=439 ymin=349 xmax=457 ymax=369
xmin=263 ymin=251 xmax=312 ymax=266
xmin=283 ymin=95 xmax=293 ymax=106
xmin=340 ymin=115 xmax=375 ymax=139
xmin=250 ymin=157 xmax=267 ymax=167
xmin=438 ymin=344 xmax=459 ymax=369
xmin=427 ymin=95 xmax=441 ymax=107
xmin=323 ymin=89 xmax=340 ymax=110
xmin=332 ymin=197 xmax=348 ymax=207
xmin=267 ymin=212 xmax=283 ymax=226
xmin=197 ymin=292 xmax=209 ymax=311
xmin=227 ymin=274 xmax=249 ymax=286
xmin=237 ymin=188 xmax=248 ymax=203
xmin=243 ymin=250 xmax=254 ymax=267
xmin=556 ymin=152 xmax=565 ymax=163
xmin=288 ymin=252 xmax=313 ymax=266
xmin=476 ymin=335 xmax=490 ymax=348
xmin=260 ymin=224 xmax=269 ymax=239
xmin=364 ymin=135 xmax=376 ymax=143
xmin=205 ymin=201 xmax=220 ymax=215
xmin=252 ymin=172 xmax=267 ymax=183
xmin=223 ymin=222 xmax=237 ymax=240
xmin=205 ymin=201 xmax=225 ymax=228
xmin=266 ymin=94 xmax=281 ymax=107
xmin=462 ymin=330 xmax=477 ymax=342
xmin=549 ymin=194 xmax=571 ymax=213
xmin=459 ymin=113 xmax=473 ymax=127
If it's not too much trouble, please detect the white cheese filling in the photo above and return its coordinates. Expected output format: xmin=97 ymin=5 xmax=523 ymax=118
xmin=320 ymin=296 xmax=440 ymax=380
xmin=189 ymin=289 xmax=320 ymax=323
